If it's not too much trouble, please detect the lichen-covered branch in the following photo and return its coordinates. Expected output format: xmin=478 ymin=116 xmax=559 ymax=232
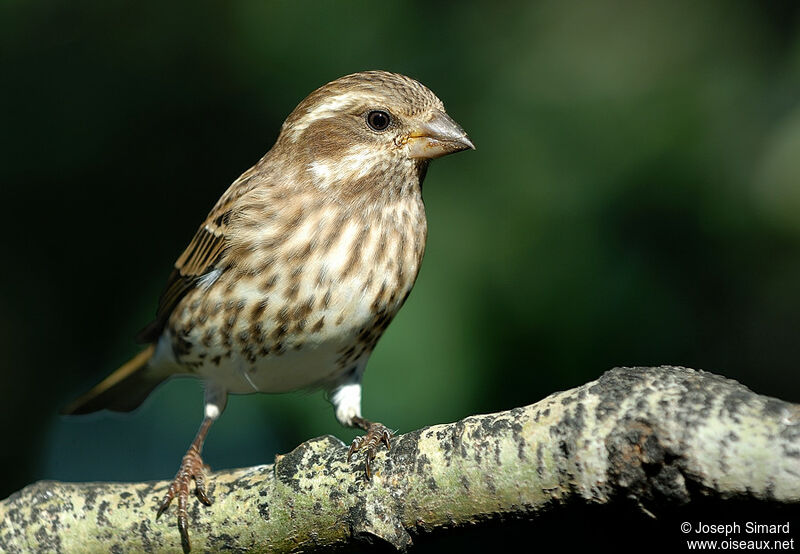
xmin=2 ymin=366 xmax=799 ymax=552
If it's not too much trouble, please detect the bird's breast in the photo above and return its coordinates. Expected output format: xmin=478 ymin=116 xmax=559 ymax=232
xmin=168 ymin=197 xmax=427 ymax=393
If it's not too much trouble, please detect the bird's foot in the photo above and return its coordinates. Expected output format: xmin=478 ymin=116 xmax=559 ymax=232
xmin=348 ymin=417 xmax=392 ymax=479
xmin=156 ymin=447 xmax=212 ymax=553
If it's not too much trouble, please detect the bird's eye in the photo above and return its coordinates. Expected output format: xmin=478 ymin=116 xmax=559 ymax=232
xmin=366 ymin=110 xmax=391 ymax=131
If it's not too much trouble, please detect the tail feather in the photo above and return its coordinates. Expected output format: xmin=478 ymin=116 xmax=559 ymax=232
xmin=61 ymin=345 xmax=165 ymax=415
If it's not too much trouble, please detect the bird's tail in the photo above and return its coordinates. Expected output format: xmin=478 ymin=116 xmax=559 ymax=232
xmin=61 ymin=344 xmax=166 ymax=415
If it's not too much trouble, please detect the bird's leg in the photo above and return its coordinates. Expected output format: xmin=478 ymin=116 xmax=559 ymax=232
xmin=157 ymin=384 xmax=226 ymax=553
xmin=347 ymin=416 xmax=393 ymax=480
xmin=331 ymin=380 xmax=392 ymax=479
xmin=156 ymin=417 xmax=213 ymax=552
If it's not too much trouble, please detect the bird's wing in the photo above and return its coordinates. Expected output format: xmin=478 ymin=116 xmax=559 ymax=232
xmin=137 ymin=167 xmax=262 ymax=343
xmin=136 ymin=208 xmax=230 ymax=343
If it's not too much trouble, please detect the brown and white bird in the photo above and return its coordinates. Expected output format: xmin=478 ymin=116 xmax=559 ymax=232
xmin=63 ymin=70 xmax=473 ymax=551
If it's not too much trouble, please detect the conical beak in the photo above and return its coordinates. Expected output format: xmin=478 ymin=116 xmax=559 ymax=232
xmin=406 ymin=109 xmax=475 ymax=160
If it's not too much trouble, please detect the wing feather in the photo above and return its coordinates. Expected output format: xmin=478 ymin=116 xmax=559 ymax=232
xmin=137 ymin=166 xmax=264 ymax=343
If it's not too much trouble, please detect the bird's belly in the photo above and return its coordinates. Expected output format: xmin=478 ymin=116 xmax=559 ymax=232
xmin=171 ymin=266 xmax=408 ymax=394
xmin=223 ymin=337 xmax=358 ymax=394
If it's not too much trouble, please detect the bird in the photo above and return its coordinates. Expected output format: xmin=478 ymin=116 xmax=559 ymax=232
xmin=62 ymin=70 xmax=474 ymax=552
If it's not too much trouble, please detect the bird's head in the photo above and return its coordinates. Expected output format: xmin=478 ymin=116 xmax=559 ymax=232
xmin=276 ymin=71 xmax=474 ymax=196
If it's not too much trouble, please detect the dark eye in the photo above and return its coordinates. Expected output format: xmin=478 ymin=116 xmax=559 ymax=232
xmin=366 ymin=110 xmax=391 ymax=131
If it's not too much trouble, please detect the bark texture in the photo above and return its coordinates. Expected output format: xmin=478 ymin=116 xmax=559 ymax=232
xmin=2 ymin=366 xmax=799 ymax=552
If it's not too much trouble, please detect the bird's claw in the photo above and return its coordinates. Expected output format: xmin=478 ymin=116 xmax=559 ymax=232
xmin=156 ymin=448 xmax=212 ymax=553
xmin=347 ymin=422 xmax=392 ymax=479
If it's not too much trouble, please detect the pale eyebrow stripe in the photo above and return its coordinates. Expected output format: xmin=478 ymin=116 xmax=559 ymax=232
xmin=287 ymin=92 xmax=384 ymax=140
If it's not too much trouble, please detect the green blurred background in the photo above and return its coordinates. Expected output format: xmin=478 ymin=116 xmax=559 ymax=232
xmin=2 ymin=0 xmax=800 ymax=525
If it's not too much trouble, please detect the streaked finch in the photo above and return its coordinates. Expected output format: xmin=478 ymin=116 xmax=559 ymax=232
xmin=64 ymin=70 xmax=474 ymax=552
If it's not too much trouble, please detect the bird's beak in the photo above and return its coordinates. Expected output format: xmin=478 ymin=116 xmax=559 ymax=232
xmin=406 ymin=110 xmax=475 ymax=159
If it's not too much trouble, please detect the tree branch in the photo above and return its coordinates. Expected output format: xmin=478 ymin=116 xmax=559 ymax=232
xmin=2 ymin=366 xmax=799 ymax=552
